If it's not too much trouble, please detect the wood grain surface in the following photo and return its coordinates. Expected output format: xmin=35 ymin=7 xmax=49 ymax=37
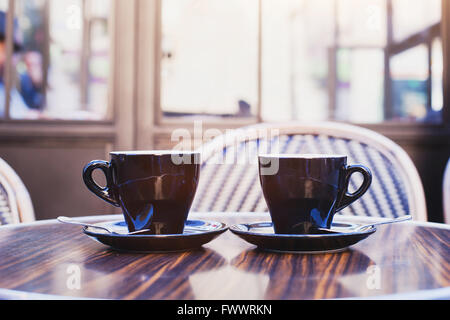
xmin=0 ymin=213 xmax=448 ymax=300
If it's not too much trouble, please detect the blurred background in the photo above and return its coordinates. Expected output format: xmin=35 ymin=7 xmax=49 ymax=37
xmin=0 ymin=0 xmax=449 ymax=222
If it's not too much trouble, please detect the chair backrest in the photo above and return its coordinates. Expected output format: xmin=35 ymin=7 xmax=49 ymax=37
xmin=444 ymin=158 xmax=450 ymax=224
xmin=192 ymin=121 xmax=427 ymax=221
xmin=0 ymin=158 xmax=35 ymax=224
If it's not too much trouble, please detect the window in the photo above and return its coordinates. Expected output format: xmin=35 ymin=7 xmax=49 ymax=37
xmin=0 ymin=0 xmax=111 ymax=121
xmin=160 ymin=0 xmax=259 ymax=119
xmin=159 ymin=0 xmax=445 ymax=124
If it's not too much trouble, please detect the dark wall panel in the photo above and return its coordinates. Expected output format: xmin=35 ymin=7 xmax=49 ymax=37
xmin=400 ymin=142 xmax=450 ymax=223
xmin=0 ymin=144 xmax=119 ymax=220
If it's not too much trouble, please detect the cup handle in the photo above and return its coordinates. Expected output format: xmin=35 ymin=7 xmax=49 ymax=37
xmin=82 ymin=160 xmax=119 ymax=207
xmin=336 ymin=165 xmax=372 ymax=212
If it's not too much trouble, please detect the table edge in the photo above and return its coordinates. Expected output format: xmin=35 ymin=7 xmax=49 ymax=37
xmin=339 ymin=287 xmax=450 ymax=300
xmin=1 ymin=212 xmax=449 ymax=231
xmin=0 ymin=288 xmax=98 ymax=300
xmin=1 ymin=286 xmax=449 ymax=301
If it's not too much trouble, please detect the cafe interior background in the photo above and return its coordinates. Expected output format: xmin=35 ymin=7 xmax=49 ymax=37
xmin=0 ymin=0 xmax=449 ymax=224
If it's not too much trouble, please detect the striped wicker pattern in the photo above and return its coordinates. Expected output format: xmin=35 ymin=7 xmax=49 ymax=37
xmin=192 ymin=134 xmax=411 ymax=218
xmin=0 ymin=157 xmax=34 ymax=225
xmin=0 ymin=183 xmax=15 ymax=225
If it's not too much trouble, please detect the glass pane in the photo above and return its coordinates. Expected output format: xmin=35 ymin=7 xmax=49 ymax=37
xmin=161 ymin=0 xmax=259 ymax=117
xmin=260 ymin=0 xmax=442 ymax=124
xmin=7 ymin=0 xmax=111 ymax=120
xmin=262 ymin=0 xmax=333 ymax=122
xmin=393 ymin=0 xmax=440 ymax=42
xmin=0 ymin=0 xmax=7 ymax=10
xmin=336 ymin=49 xmax=384 ymax=123
xmin=86 ymin=0 xmax=110 ymax=118
xmin=390 ymin=45 xmax=429 ymax=121
xmin=338 ymin=0 xmax=387 ymax=47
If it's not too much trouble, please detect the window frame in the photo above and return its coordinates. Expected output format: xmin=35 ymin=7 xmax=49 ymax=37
xmin=153 ymin=0 xmax=450 ymax=132
xmin=0 ymin=0 xmax=115 ymax=125
xmin=0 ymin=0 xmax=143 ymax=153
xmin=1 ymin=0 xmax=449 ymax=142
xmin=153 ymin=0 xmax=263 ymax=127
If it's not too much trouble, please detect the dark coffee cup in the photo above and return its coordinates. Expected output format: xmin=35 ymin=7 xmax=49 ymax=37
xmin=83 ymin=151 xmax=200 ymax=235
xmin=259 ymin=154 xmax=372 ymax=234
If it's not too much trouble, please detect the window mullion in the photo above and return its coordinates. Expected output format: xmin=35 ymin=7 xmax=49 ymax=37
xmin=384 ymin=0 xmax=394 ymax=121
xmin=80 ymin=0 xmax=91 ymax=110
xmin=3 ymin=0 xmax=15 ymax=120
xmin=442 ymin=0 xmax=450 ymax=125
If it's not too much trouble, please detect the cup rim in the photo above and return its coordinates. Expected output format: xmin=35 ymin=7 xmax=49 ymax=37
xmin=258 ymin=153 xmax=347 ymax=159
xmin=110 ymin=150 xmax=201 ymax=156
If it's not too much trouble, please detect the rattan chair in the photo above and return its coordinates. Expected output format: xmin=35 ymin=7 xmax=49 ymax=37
xmin=444 ymin=158 xmax=450 ymax=224
xmin=0 ymin=157 xmax=35 ymax=224
xmin=192 ymin=121 xmax=427 ymax=221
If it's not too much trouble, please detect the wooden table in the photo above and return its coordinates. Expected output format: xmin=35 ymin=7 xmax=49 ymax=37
xmin=0 ymin=212 xmax=449 ymax=300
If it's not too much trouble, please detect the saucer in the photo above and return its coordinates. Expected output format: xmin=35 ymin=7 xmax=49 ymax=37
xmin=229 ymin=221 xmax=376 ymax=253
xmin=83 ymin=220 xmax=228 ymax=253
